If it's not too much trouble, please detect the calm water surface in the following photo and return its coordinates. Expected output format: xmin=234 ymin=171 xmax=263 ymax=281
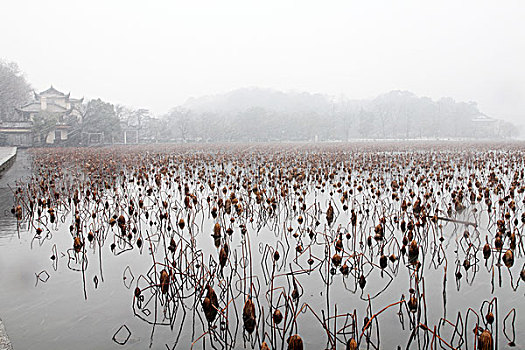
xmin=0 ymin=146 xmax=523 ymax=349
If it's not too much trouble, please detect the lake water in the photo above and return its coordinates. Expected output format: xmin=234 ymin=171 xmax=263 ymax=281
xmin=0 ymin=144 xmax=523 ymax=349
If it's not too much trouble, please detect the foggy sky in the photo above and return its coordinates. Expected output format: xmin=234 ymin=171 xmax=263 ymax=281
xmin=1 ymin=0 xmax=524 ymax=125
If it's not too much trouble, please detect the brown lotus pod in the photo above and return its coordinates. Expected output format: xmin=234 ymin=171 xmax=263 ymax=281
xmin=478 ymin=329 xmax=493 ymax=350
xmin=168 ymin=238 xmax=176 ymax=252
xmin=408 ymin=295 xmax=418 ymax=313
xmin=351 ymin=211 xmax=357 ymax=226
xmin=134 ymin=287 xmax=141 ymax=298
xmin=379 ymin=254 xmax=387 ymax=269
xmin=408 ymin=240 xmax=419 ymax=264
xmin=297 ymin=216 xmax=303 ymax=224
xmin=509 ymin=233 xmax=516 ymax=250
xmin=117 ymin=215 xmax=126 ymax=227
xmin=137 ymin=237 xmax=142 ymax=248
xmin=326 ymin=203 xmax=334 ymax=225
xmin=335 ymin=238 xmax=343 ymax=252
xmin=503 ymin=249 xmax=514 ymax=268
xmin=203 ymin=286 xmax=219 ymax=322
xmin=109 ymin=217 xmax=116 ymax=227
xmin=346 ymin=337 xmax=358 ymax=350
xmin=494 ymin=236 xmax=503 ymax=250
xmin=73 ymin=236 xmax=83 ymax=252
xmin=407 ymin=230 xmax=415 ymax=243
xmin=234 ymin=201 xmax=244 ymax=214
xmin=292 ymin=288 xmax=299 ymax=300
xmin=213 ymin=236 xmax=221 ymax=248
xmin=332 ymin=253 xmax=342 ymax=267
xmin=401 ymin=219 xmax=407 ymax=232
xmin=15 ymin=205 xmax=22 ymax=220
xmin=287 ymin=334 xmax=303 ymax=350
xmin=273 ymin=250 xmax=280 ymax=262
xmin=261 ymin=342 xmax=270 ymax=350
xmin=159 ymin=269 xmax=169 ymax=294
xmin=243 ymin=298 xmax=256 ymax=334
xmin=363 ymin=316 xmax=370 ymax=330
xmin=225 ymin=199 xmax=232 ymax=214
xmin=87 ymin=231 xmax=94 ymax=242
xmin=374 ymin=224 xmax=384 ymax=240
xmin=178 ymin=218 xmax=185 ymax=229
xmin=219 ymin=246 xmax=228 ymax=268
xmin=202 ymin=297 xmax=214 ymax=322
xmin=485 ymin=312 xmax=494 ymax=324
xmin=213 ymin=223 xmax=221 ymax=237
xmin=483 ymin=243 xmax=491 ymax=259
xmin=184 ymin=195 xmax=191 ymax=208
xmin=273 ymin=309 xmax=283 ymax=324
xmin=340 ymin=263 xmax=349 ymax=276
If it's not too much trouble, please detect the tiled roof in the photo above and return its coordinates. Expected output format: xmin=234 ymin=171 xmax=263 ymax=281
xmin=17 ymin=102 xmax=68 ymax=113
xmin=16 ymin=102 xmax=41 ymax=113
xmin=39 ymin=86 xmax=65 ymax=96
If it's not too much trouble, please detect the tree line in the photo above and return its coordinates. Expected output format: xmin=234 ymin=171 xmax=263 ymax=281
xmin=0 ymin=59 xmax=152 ymax=145
xmin=158 ymin=89 xmax=518 ymax=142
xmin=0 ymin=60 xmax=519 ymax=145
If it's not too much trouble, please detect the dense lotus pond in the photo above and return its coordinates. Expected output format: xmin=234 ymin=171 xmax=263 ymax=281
xmin=0 ymin=142 xmax=524 ymax=350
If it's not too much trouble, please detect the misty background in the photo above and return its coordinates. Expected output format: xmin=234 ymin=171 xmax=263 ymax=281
xmin=0 ymin=0 xmax=524 ymax=141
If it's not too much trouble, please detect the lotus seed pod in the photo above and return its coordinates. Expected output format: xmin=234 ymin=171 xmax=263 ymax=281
xmin=478 ymin=329 xmax=493 ymax=350
xmin=287 ymin=335 xmax=303 ymax=350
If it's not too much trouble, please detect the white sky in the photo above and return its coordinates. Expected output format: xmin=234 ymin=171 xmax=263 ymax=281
xmin=1 ymin=0 xmax=524 ymax=124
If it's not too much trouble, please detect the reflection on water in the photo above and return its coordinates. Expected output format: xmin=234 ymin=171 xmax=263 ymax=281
xmin=0 ymin=151 xmax=30 ymax=237
xmin=0 ymin=143 xmax=524 ymax=350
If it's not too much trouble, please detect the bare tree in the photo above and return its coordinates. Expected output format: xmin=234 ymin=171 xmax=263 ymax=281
xmin=0 ymin=59 xmax=31 ymax=121
xmin=167 ymin=107 xmax=192 ymax=142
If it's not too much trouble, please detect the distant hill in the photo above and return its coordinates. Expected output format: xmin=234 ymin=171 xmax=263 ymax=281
xmin=183 ymin=87 xmax=333 ymax=114
xmin=157 ymin=87 xmax=519 ymax=142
